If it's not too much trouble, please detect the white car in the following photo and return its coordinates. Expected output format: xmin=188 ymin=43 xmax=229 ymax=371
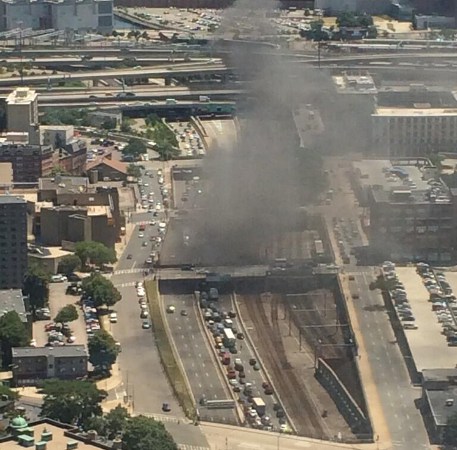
xmin=138 ymin=233 xmax=144 ymax=238
xmin=149 ymin=220 xmax=156 ymax=226
xmin=156 ymin=204 xmax=162 ymax=211
xmin=143 ymin=183 xmax=149 ymax=187
xmin=109 ymin=313 xmax=118 ymax=323
xmin=158 ymin=222 xmax=167 ymax=229
xmin=137 ymin=290 xmax=145 ymax=297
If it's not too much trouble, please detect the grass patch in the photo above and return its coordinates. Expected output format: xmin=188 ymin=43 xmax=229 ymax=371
xmin=145 ymin=280 xmax=196 ymax=420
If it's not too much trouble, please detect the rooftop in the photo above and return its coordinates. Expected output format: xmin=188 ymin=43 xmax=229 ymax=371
xmin=333 ymin=73 xmax=377 ymax=94
xmin=377 ymin=88 xmax=457 ymax=109
xmin=0 ymin=194 xmax=26 ymax=205
xmin=0 ymin=419 xmax=112 ymax=450
xmin=426 ymin=388 xmax=457 ymax=427
xmin=39 ymin=176 xmax=91 ymax=194
xmin=353 ymin=159 xmax=449 ymax=204
xmin=374 ymin=107 xmax=457 ymax=117
xmin=395 ymin=267 xmax=457 ymax=372
xmin=12 ymin=345 xmax=87 ymax=359
xmin=86 ymin=157 xmax=128 ymax=175
xmin=0 ymin=289 xmax=27 ymax=323
xmin=5 ymin=87 xmax=37 ymax=105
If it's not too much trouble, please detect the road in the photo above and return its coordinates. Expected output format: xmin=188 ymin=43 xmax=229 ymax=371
xmin=162 ymin=293 xmax=237 ymax=424
xmin=323 ymin=158 xmax=430 ymax=450
xmin=202 ymin=119 xmax=238 ymax=152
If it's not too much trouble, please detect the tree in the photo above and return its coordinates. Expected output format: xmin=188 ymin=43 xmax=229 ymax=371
xmin=50 ymin=165 xmax=70 ymax=176
xmin=74 ymin=241 xmax=116 ymax=268
xmin=58 ymin=254 xmax=82 ymax=275
xmin=156 ymin=141 xmax=180 ymax=161
xmin=23 ymin=262 xmax=51 ymax=312
xmin=127 ymin=164 xmax=141 ymax=179
xmin=81 ymin=273 xmax=121 ymax=308
xmin=88 ymin=329 xmax=119 ymax=371
xmin=0 ymin=383 xmax=19 ymax=401
xmin=104 ymin=405 xmax=129 ymax=439
xmin=122 ymin=415 xmax=178 ymax=450
xmin=0 ymin=311 xmax=29 ymax=368
xmin=336 ymin=12 xmax=373 ymax=28
xmin=54 ymin=304 xmax=78 ymax=326
xmin=101 ymin=118 xmax=117 ymax=130
xmin=300 ymin=19 xmax=329 ymax=41
xmin=40 ymin=380 xmax=106 ymax=427
xmin=123 ymin=138 xmax=147 ymax=159
xmin=145 ymin=114 xmax=160 ymax=128
xmin=120 ymin=118 xmax=133 ymax=134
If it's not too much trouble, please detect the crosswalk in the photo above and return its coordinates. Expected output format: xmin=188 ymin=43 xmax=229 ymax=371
xmin=112 ymin=281 xmax=137 ymax=289
xmin=138 ymin=412 xmax=183 ymax=423
xmin=109 ymin=268 xmax=145 ymax=276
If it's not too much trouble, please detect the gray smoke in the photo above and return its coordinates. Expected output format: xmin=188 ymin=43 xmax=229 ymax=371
xmin=186 ymin=0 xmax=370 ymax=266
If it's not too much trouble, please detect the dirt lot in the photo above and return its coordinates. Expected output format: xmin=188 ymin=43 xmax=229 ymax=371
xmin=237 ymin=291 xmax=356 ymax=441
xmin=33 ymin=282 xmax=88 ymax=348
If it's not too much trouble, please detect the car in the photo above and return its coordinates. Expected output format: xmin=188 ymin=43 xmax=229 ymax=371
xmin=237 ymin=332 xmax=244 ymax=340
xmin=127 ymin=254 xmax=133 ymax=260
xmin=149 ymin=220 xmax=156 ymax=226
xmin=180 ymin=310 xmax=188 ymax=316
xmin=67 ymin=273 xmax=82 ymax=282
xmin=249 ymin=358 xmax=256 ymax=366
xmin=142 ymin=321 xmax=151 ymax=329
xmin=140 ymin=310 xmax=149 ymax=319
xmin=109 ymin=313 xmax=118 ymax=323
xmin=138 ymin=233 xmax=144 ymax=238
xmin=162 ymin=402 xmax=171 ymax=412
xmin=253 ymin=363 xmax=260 ymax=371
xmin=167 ymin=306 xmax=176 ymax=313
xmin=146 ymin=257 xmax=153 ymax=264
xmin=142 ymin=241 xmax=148 ymax=247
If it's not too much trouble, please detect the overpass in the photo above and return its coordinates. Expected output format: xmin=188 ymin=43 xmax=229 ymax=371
xmin=0 ymin=62 xmax=231 ymax=86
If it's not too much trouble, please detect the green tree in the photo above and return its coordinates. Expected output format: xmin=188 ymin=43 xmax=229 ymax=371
xmin=50 ymin=165 xmax=70 ymax=176
xmin=336 ymin=12 xmax=373 ymax=28
xmin=122 ymin=415 xmax=178 ymax=450
xmin=123 ymin=138 xmax=147 ymax=158
xmin=300 ymin=19 xmax=329 ymax=41
xmin=40 ymin=380 xmax=106 ymax=427
xmin=88 ymin=329 xmax=119 ymax=371
xmin=104 ymin=404 xmax=129 ymax=439
xmin=0 ymin=311 xmax=29 ymax=368
xmin=101 ymin=118 xmax=117 ymax=130
xmin=58 ymin=255 xmax=82 ymax=275
xmin=23 ymin=262 xmax=51 ymax=311
xmin=145 ymin=114 xmax=160 ymax=128
xmin=54 ymin=304 xmax=78 ymax=326
xmin=157 ymin=141 xmax=180 ymax=161
xmin=74 ymin=241 xmax=116 ymax=268
xmin=120 ymin=118 xmax=133 ymax=133
xmin=127 ymin=164 xmax=141 ymax=178
xmin=81 ymin=273 xmax=121 ymax=308
xmin=0 ymin=383 xmax=19 ymax=401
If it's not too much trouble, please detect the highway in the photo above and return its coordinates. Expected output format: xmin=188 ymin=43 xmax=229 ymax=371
xmin=162 ymin=292 xmax=238 ymax=424
xmin=0 ymin=62 xmax=230 ymax=86
xmin=322 ymin=158 xmax=430 ymax=450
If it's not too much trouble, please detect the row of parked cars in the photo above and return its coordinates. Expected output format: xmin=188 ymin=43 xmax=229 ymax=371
xmin=416 ymin=263 xmax=457 ymax=346
xmin=382 ymin=261 xmax=417 ymax=330
xmin=82 ymin=295 xmax=102 ymax=339
xmin=136 ymin=281 xmax=151 ymax=329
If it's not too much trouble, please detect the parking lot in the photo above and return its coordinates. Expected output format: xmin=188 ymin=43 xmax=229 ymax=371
xmin=33 ymin=282 xmax=88 ymax=349
xmin=388 ymin=265 xmax=457 ymax=372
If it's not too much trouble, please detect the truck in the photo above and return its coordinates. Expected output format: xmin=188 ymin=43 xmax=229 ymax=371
xmin=252 ymin=397 xmax=266 ymax=416
xmin=223 ymin=328 xmax=236 ymax=348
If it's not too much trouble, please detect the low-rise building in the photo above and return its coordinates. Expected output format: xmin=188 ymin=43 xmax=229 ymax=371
xmin=0 ymin=289 xmax=30 ymax=334
xmin=12 ymin=345 xmax=88 ymax=386
xmin=86 ymin=157 xmax=128 ymax=182
xmin=352 ymin=158 xmax=455 ymax=262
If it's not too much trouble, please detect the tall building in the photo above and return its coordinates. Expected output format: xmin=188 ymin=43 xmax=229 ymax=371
xmin=371 ymin=86 xmax=457 ymax=157
xmin=0 ymin=0 xmax=113 ymax=33
xmin=6 ymin=87 xmax=39 ymax=144
xmin=0 ymin=195 xmax=27 ymax=289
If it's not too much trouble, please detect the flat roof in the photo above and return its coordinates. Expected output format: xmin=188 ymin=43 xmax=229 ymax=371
xmin=426 ymin=388 xmax=457 ymax=426
xmin=374 ymin=107 xmax=457 ymax=117
xmin=0 ymin=195 xmax=26 ymax=205
xmin=6 ymin=87 xmax=37 ymax=105
xmin=39 ymin=177 xmax=91 ymax=194
xmin=13 ymin=345 xmax=87 ymax=358
xmin=395 ymin=267 xmax=457 ymax=372
xmin=0 ymin=421 xmax=107 ymax=450
xmin=0 ymin=290 xmax=27 ymax=323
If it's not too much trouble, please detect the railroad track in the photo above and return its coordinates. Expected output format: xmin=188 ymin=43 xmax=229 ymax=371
xmin=243 ymin=294 xmax=326 ymax=439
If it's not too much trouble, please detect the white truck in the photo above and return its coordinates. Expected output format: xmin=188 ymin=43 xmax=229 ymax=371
xmin=252 ymin=397 xmax=266 ymax=416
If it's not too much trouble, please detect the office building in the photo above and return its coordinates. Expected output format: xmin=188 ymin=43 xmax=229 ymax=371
xmin=6 ymin=88 xmax=39 ymax=145
xmin=0 ymin=0 xmax=113 ymax=33
xmin=352 ymin=158 xmax=455 ymax=263
xmin=0 ymin=195 xmax=27 ymax=289
xmin=12 ymin=345 xmax=87 ymax=386
xmin=371 ymin=86 xmax=457 ymax=157
xmin=0 ymin=143 xmax=54 ymax=183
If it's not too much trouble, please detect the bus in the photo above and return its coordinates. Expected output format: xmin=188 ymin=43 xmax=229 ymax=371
xmin=314 ymin=239 xmax=324 ymax=257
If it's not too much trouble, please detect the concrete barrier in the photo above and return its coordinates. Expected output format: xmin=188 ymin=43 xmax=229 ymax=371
xmin=315 ymin=358 xmax=372 ymax=439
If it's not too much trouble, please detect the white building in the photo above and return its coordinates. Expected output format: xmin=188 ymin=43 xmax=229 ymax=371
xmin=40 ymin=125 xmax=74 ymax=148
xmin=0 ymin=0 xmax=113 ymax=33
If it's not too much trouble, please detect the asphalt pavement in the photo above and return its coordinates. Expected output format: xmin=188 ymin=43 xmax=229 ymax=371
xmin=162 ymin=293 xmax=237 ymax=424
